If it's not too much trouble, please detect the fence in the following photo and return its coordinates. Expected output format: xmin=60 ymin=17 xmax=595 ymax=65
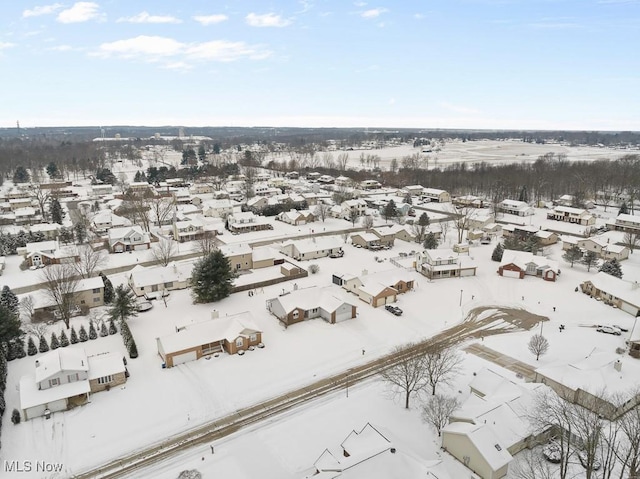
xmin=230 ymin=269 xmax=308 ymax=294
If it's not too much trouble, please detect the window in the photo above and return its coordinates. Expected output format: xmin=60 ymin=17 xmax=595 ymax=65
xmin=67 ymin=373 xmax=78 ymax=382
xmin=93 ymin=297 xmax=101 ymax=303
xmin=49 ymin=378 xmax=60 ymax=387
xmin=97 ymin=375 xmax=113 ymax=385
xmin=93 ymin=288 xmax=101 ymax=293
xmin=292 ymin=310 xmax=300 ymax=320
xmin=164 ymin=282 xmax=173 ymax=288
xmin=235 ymin=337 xmax=243 ymax=348
xmin=249 ymin=334 xmax=257 ymax=342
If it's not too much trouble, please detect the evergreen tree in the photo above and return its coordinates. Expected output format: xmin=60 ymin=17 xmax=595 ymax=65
xmin=0 ymin=303 xmax=22 ymax=350
xmin=120 ymin=319 xmax=139 ymax=359
xmin=38 ymin=335 xmax=49 ymax=353
xmin=27 ymin=337 xmax=37 ymax=356
xmin=60 ymin=330 xmax=70 ymax=347
xmin=50 ymin=332 xmax=60 ymax=350
xmin=581 ymin=250 xmax=599 ymax=272
xmin=74 ymin=222 xmax=87 ymax=244
xmin=108 ymin=318 xmax=118 ymax=335
xmin=15 ymin=339 xmax=26 ymax=358
xmin=46 ymin=162 xmax=59 ymax=178
xmin=491 ymin=243 xmax=504 ymax=262
xmin=79 ymin=324 xmax=88 ymax=342
xmin=58 ymin=226 xmax=74 ymax=244
xmin=89 ymin=321 xmax=97 ymax=340
xmin=100 ymin=322 xmax=108 ymax=337
xmin=383 ymin=199 xmax=398 ymax=223
xmin=190 ymin=251 xmax=236 ymax=303
xmin=100 ymin=273 xmax=114 ymax=304
xmin=619 ymin=201 xmax=629 ymax=215
xmin=13 ymin=166 xmax=30 ymax=183
xmin=518 ymin=185 xmax=529 ymax=203
xmin=0 ymin=286 xmax=19 ymax=314
xmin=70 ymin=326 xmax=79 ymax=344
xmin=599 ymin=258 xmax=623 ymax=278
xmin=109 ymin=285 xmax=139 ymax=323
xmin=563 ymin=245 xmax=583 ymax=267
xmin=423 ymin=232 xmax=439 ymax=249
xmin=11 ymin=408 xmax=21 ymax=424
xmin=50 ymin=198 xmax=65 ymax=224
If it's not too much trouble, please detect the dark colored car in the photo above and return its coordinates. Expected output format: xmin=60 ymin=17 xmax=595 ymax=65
xmin=385 ymin=304 xmax=403 ymax=316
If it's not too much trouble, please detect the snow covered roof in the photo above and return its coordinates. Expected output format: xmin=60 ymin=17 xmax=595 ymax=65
xmin=500 ymin=250 xmax=558 ymax=272
xmin=35 ymin=348 xmax=89 ymax=383
xmin=20 ymin=375 xmax=91 ymax=410
xmin=616 ymin=213 xmax=640 ymax=225
xmin=158 ymin=311 xmax=260 ymax=354
xmin=283 ymin=237 xmax=343 ymax=255
xmin=351 ymin=232 xmax=379 ymax=243
xmin=77 ymin=276 xmax=105 ymax=292
xmin=87 ymin=352 xmax=126 ymax=380
xmin=25 ymin=240 xmax=59 ymax=254
xmin=585 ymin=271 xmax=640 ymax=307
xmin=442 ymin=422 xmax=512 ymax=471
xmin=129 ymin=262 xmax=193 ymax=288
xmin=219 ymin=243 xmax=252 ymax=257
xmin=274 ymin=286 xmax=355 ymax=314
xmin=252 ymin=246 xmax=279 ymax=262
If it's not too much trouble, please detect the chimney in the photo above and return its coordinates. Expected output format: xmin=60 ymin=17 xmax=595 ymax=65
xmin=390 ymin=447 xmax=396 ymax=454
xmin=211 ymin=310 xmax=219 ymax=320
xmin=614 ymin=359 xmax=622 ymax=372
xmin=362 ymin=269 xmax=368 ymax=276
xmin=35 ymin=360 xmax=40 ymax=367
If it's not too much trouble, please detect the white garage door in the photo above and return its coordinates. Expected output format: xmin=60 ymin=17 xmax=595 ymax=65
xmin=460 ymin=269 xmax=475 ymax=277
xmin=620 ymin=301 xmax=638 ymax=316
xmin=134 ymin=244 xmax=148 ymax=251
xmin=503 ymin=270 xmax=521 ymax=279
xmin=171 ymin=350 xmax=198 ymax=366
xmin=334 ymin=307 xmax=353 ymax=323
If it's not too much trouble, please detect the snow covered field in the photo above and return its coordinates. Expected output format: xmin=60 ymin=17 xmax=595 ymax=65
xmin=3 ymin=199 xmax=640 ymax=478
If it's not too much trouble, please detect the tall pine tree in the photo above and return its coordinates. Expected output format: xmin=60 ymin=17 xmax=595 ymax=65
xmin=109 ymin=285 xmax=138 ymax=324
xmin=190 ymin=250 xmax=236 ymax=303
xmin=0 ymin=286 xmax=19 ymax=314
xmin=79 ymin=325 xmax=88 ymax=342
xmin=60 ymin=330 xmax=70 ymax=347
xmin=38 ymin=335 xmax=49 ymax=353
xmin=50 ymin=332 xmax=60 ymax=350
xmin=100 ymin=273 xmax=114 ymax=304
xmin=491 ymin=243 xmax=504 ymax=262
xmin=599 ymin=258 xmax=623 ymax=278
xmin=50 ymin=198 xmax=65 ymax=225
xmin=27 ymin=337 xmax=37 ymax=356
xmin=70 ymin=326 xmax=79 ymax=344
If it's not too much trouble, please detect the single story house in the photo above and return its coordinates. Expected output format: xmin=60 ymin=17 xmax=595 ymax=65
xmin=497 ymin=199 xmax=534 ymax=217
xmin=280 ymin=237 xmax=343 ymax=261
xmin=498 ymin=250 xmax=558 ymax=282
xmin=350 ymin=232 xmax=383 ymax=249
xmin=128 ymin=262 xmax=192 ymax=297
xmin=266 ymin=286 xmax=357 ymax=326
xmin=356 ymin=279 xmax=397 ymax=307
xmin=276 ymin=209 xmax=315 ymax=225
xmin=24 ymin=242 xmax=79 ymax=268
xmin=580 ymin=271 xmax=640 ymax=316
xmin=422 ymin=188 xmax=451 ymax=203
xmin=156 ymin=311 xmax=262 ymax=367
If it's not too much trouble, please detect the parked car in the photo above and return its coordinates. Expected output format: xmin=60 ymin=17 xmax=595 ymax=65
xmin=596 ymin=326 xmax=621 ymax=335
xmin=480 ymin=237 xmax=491 ymax=245
xmin=542 ymin=441 xmax=562 ymax=463
xmin=613 ymin=324 xmax=629 ymax=332
xmin=578 ymin=451 xmax=601 ymax=470
xmin=385 ymin=304 xmax=403 ymax=316
xmin=329 ymin=251 xmax=344 ymax=258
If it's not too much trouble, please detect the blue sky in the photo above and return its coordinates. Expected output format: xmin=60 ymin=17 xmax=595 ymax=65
xmin=1 ymin=1 xmax=639 ymax=130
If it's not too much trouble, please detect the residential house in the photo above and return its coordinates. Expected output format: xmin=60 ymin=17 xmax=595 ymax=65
xmin=501 ymin=224 xmax=538 ymax=241
xmin=422 ymin=188 xmax=451 ymax=203
xmin=415 ymin=248 xmax=477 ymax=279
xmin=305 ymin=423 xmax=451 ymax=479
xmin=580 ymin=271 xmax=640 ymax=316
xmin=334 ymin=176 xmax=352 ymax=187
xmin=335 ymin=269 xmax=415 ymax=307
xmin=562 ymin=236 xmax=630 ymax=261
xmin=497 ymin=199 xmax=534 ymax=217
xmin=453 ymin=195 xmax=486 ymax=208
xmin=280 ymin=237 xmax=343 ymax=261
xmin=128 ymin=262 xmax=192 ymax=297
xmin=91 ymin=211 xmax=131 ymax=234
xmin=173 ymin=218 xmax=204 ymax=242
xmin=75 ymin=277 xmax=105 ymax=308
xmin=546 ymin=206 xmax=595 ymax=225
xmin=442 ymin=369 xmax=551 ymax=479
xmin=371 ymin=227 xmax=396 ymax=247
xmin=266 ymin=286 xmax=357 ymax=326
xmin=13 ymin=207 xmax=39 ymax=225
xmin=91 ymin=184 xmax=113 ymax=197
xmin=607 ymin=213 xmax=640 ymax=234
xmin=402 ymin=184 xmax=425 ymax=197
xmin=339 ymin=199 xmax=367 ymax=219
xmin=227 ymin=211 xmax=273 ymax=233
xmin=19 ymin=349 xmax=126 ymax=420
xmin=219 ymin=243 xmax=253 ymax=271
xmin=252 ymin=246 xmax=282 ymax=269
xmin=276 ymin=209 xmax=315 ymax=226
xmin=360 ymin=179 xmax=381 ymax=189
xmin=201 ymin=199 xmax=234 ymax=218
xmin=156 ymin=311 xmax=262 ymax=367
xmin=356 ymin=279 xmax=397 ymax=307
xmin=350 ymin=232 xmax=383 ymax=249
xmin=498 ymin=250 xmax=559 ymax=282
xmin=29 ymin=223 xmax=61 ymax=240
xmin=24 ymin=241 xmax=79 ymax=268
xmin=534 ymin=230 xmax=559 ymax=246
xmin=468 ymin=214 xmax=494 ymax=230
xmin=246 ymin=196 xmax=269 ymax=211
xmin=108 ymin=225 xmax=151 ymax=253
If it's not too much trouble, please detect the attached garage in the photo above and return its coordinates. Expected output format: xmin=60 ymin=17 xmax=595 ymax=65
xmin=169 ymin=350 xmax=198 ymax=367
xmin=460 ymin=268 xmax=477 ymax=277
xmin=502 ymin=269 xmax=521 ymax=279
xmin=134 ymin=244 xmax=149 ymax=251
xmin=20 ymin=376 xmax=90 ymax=421
xmin=620 ymin=301 xmax=639 ymax=316
xmin=330 ymin=304 xmax=356 ymax=323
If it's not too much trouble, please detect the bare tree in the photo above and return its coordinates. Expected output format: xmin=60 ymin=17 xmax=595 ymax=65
xmin=149 ymin=196 xmax=175 ymax=227
xmin=314 ymin=203 xmax=331 ymax=223
xmin=379 ymin=344 xmax=429 ymax=409
xmin=623 ymin=231 xmax=640 ymax=254
xmin=18 ymin=295 xmax=34 ymax=321
xmin=511 ymin=449 xmax=554 ymax=479
xmin=451 ymin=205 xmax=476 ymax=244
xmin=151 ymin=237 xmax=178 ymax=266
xmin=25 ymin=323 xmax=49 ymax=341
xmin=615 ymin=392 xmax=640 ymax=479
xmin=72 ymin=245 xmax=107 ymax=278
xmin=195 ymin=230 xmax=217 ymax=256
xmin=336 ymin=153 xmax=349 ymax=171
xmin=423 ymin=344 xmax=463 ymax=395
xmin=571 ymin=394 xmax=606 ymax=479
xmin=439 ymin=221 xmax=450 ymax=243
xmin=528 ymin=333 xmax=549 ymax=361
xmin=321 ymin=152 xmax=334 ymax=169
xmin=348 ymin=209 xmax=359 ymax=227
xmin=362 ymin=215 xmax=374 ymax=230
xmin=421 ymin=394 xmax=459 ymax=437
xmin=40 ymin=264 xmax=79 ymax=329
xmin=33 ymin=187 xmax=51 ymax=222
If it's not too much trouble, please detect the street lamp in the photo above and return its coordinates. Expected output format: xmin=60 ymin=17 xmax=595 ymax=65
xmin=459 ymin=289 xmax=463 ymax=306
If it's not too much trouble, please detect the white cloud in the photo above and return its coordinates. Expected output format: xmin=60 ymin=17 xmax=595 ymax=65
xmin=57 ymin=2 xmax=102 ymax=23
xmin=361 ymin=8 xmax=388 ymax=19
xmin=23 ymin=3 xmax=63 ymax=18
xmin=245 ymin=13 xmax=291 ymax=27
xmin=354 ymin=1 xmax=367 ymax=6
xmin=94 ymin=35 xmax=271 ymax=64
xmin=0 ymin=42 xmax=16 ymax=51
xmin=47 ymin=44 xmax=74 ymax=51
xmin=192 ymin=14 xmax=229 ymax=26
xmin=117 ymin=11 xmax=182 ymax=24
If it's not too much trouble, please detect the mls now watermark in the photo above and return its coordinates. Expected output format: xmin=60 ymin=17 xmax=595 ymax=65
xmin=4 ymin=460 xmax=64 ymax=473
